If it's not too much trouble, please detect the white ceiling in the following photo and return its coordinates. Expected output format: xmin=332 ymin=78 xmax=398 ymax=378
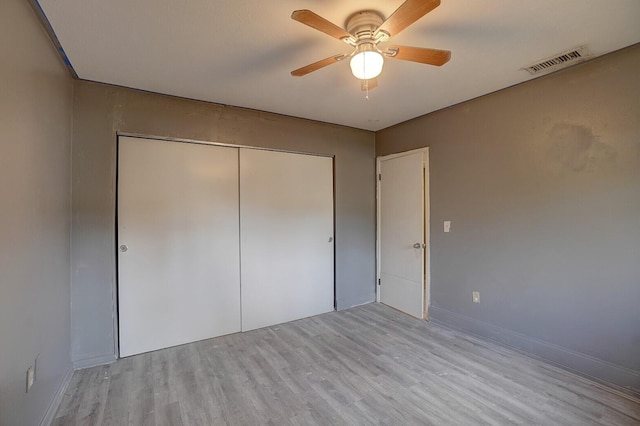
xmin=39 ymin=0 xmax=640 ymax=131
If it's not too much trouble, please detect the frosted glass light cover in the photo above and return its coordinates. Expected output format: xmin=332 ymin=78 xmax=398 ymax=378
xmin=350 ymin=51 xmax=384 ymax=80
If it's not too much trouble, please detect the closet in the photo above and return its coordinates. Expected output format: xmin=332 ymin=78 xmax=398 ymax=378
xmin=117 ymin=136 xmax=334 ymax=357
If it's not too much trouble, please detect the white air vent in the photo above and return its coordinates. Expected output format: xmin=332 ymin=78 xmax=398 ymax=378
xmin=523 ymin=46 xmax=591 ymax=75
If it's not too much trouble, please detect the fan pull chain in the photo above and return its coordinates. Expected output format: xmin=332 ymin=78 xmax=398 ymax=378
xmin=363 ymin=58 xmax=369 ymax=100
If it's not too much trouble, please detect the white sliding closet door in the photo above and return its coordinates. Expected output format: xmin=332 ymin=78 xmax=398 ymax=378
xmin=118 ymin=137 xmax=241 ymax=357
xmin=240 ymin=149 xmax=334 ymax=331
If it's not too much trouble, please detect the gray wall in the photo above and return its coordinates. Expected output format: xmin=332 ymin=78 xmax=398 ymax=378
xmin=0 ymin=0 xmax=73 ymax=424
xmin=71 ymin=81 xmax=376 ymax=366
xmin=377 ymin=44 xmax=640 ymax=393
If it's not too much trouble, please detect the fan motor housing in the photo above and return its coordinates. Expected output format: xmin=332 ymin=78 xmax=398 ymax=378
xmin=346 ymin=11 xmax=385 ymax=41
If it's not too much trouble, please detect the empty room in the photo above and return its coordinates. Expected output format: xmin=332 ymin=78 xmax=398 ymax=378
xmin=1 ymin=0 xmax=639 ymax=425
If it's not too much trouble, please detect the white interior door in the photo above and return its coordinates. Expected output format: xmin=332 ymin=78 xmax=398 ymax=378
xmin=378 ymin=150 xmax=427 ymax=318
xmin=118 ymin=137 xmax=241 ymax=357
xmin=240 ymin=149 xmax=334 ymax=331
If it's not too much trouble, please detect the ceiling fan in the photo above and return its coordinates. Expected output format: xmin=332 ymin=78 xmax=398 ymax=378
xmin=290 ymin=0 xmax=451 ymax=90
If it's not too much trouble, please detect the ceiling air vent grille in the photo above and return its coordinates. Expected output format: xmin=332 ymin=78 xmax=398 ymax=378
xmin=523 ymin=46 xmax=591 ymax=75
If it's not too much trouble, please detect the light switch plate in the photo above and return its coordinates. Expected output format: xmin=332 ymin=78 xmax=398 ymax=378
xmin=444 ymin=221 xmax=451 ymax=233
xmin=472 ymin=291 xmax=480 ymax=304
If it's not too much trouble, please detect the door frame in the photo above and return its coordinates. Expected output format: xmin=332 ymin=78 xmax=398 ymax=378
xmin=376 ymin=147 xmax=431 ymax=319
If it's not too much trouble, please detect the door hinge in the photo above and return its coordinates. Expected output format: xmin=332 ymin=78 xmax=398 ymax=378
xmin=378 ymin=278 xmax=381 ymax=286
xmin=378 ymin=173 xmax=381 ymax=181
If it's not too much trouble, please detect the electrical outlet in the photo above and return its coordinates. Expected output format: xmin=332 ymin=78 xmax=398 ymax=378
xmin=26 ymin=365 xmax=35 ymax=392
xmin=444 ymin=221 xmax=451 ymax=233
xmin=472 ymin=291 xmax=480 ymax=304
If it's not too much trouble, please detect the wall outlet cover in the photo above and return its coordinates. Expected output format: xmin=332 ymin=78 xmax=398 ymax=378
xmin=444 ymin=221 xmax=451 ymax=233
xmin=472 ymin=291 xmax=480 ymax=303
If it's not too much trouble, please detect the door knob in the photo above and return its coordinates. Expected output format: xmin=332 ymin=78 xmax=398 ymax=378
xmin=413 ymin=243 xmax=425 ymax=249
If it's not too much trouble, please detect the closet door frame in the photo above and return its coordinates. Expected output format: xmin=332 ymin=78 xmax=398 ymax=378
xmin=114 ymin=133 xmax=336 ymax=357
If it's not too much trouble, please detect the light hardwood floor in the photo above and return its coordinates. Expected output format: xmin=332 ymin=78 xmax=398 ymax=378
xmin=54 ymin=303 xmax=640 ymax=425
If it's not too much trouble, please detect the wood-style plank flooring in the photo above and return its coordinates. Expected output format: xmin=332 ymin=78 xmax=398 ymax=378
xmin=53 ymin=303 xmax=640 ymax=425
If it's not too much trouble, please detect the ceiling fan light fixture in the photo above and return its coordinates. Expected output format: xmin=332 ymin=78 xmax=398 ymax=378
xmin=350 ymin=44 xmax=384 ymax=80
xmin=291 ymin=3 xmax=450 ymax=85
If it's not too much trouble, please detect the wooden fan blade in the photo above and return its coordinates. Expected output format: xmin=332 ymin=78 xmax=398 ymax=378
xmin=292 ymin=10 xmax=354 ymax=42
xmin=291 ymin=54 xmax=347 ymax=77
xmin=386 ymin=46 xmax=451 ymax=66
xmin=361 ymin=78 xmax=378 ymax=91
xmin=375 ymin=0 xmax=440 ymax=38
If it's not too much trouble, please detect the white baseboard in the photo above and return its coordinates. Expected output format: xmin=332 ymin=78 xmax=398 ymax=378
xmin=39 ymin=366 xmax=73 ymax=426
xmin=336 ymin=295 xmax=376 ymax=311
xmin=72 ymin=353 xmax=117 ymax=370
xmin=429 ymin=306 xmax=640 ymax=398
